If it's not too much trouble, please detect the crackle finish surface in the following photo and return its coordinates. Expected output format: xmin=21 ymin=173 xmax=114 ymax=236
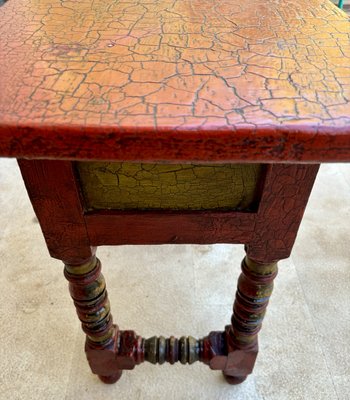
xmin=76 ymin=162 xmax=262 ymax=211
xmin=0 ymin=0 xmax=350 ymax=162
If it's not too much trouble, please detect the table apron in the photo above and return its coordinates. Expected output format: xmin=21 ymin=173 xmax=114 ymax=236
xmin=84 ymin=211 xmax=256 ymax=246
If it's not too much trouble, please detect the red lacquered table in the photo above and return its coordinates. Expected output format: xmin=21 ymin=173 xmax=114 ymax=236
xmin=1 ymin=0 xmax=350 ymax=385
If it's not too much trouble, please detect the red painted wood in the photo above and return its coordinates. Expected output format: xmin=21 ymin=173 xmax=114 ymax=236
xmin=223 ymin=257 xmax=278 ymax=383
xmin=16 ymin=159 xmax=320 ymax=384
xmin=2 ymin=0 xmax=343 ymax=386
xmin=246 ymin=164 xmax=320 ymax=262
xmin=85 ymin=211 xmax=255 ymax=246
xmin=17 ymin=161 xmax=318 ymax=260
xmin=17 ymin=159 xmax=94 ymax=264
xmin=83 ymin=165 xmax=319 ymax=258
xmin=64 ymin=255 xmax=123 ymax=382
xmin=0 ymin=125 xmax=349 ymax=163
xmin=0 ymin=0 xmax=350 ymax=163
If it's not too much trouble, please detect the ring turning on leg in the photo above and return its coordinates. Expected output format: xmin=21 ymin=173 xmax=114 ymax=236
xmin=64 ymin=256 xmax=123 ymax=383
xmin=64 ymin=254 xmax=277 ymax=384
xmin=223 ymin=256 xmax=278 ymax=384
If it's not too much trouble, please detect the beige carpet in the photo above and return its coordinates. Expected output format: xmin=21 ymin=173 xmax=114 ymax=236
xmin=0 ymin=159 xmax=349 ymax=400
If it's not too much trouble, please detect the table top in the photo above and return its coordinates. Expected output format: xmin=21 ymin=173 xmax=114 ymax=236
xmin=0 ymin=0 xmax=350 ymax=162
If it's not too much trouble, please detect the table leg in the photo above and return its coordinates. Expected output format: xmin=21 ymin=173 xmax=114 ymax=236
xmin=62 ymin=251 xmax=279 ymax=385
xmin=19 ymin=161 xmax=319 ymax=384
xmin=222 ymin=255 xmax=278 ymax=384
xmin=217 ymin=164 xmax=320 ymax=383
xmin=64 ymin=255 xmax=123 ymax=384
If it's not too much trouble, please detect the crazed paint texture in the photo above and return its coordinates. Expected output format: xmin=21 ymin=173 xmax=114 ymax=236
xmin=0 ymin=0 xmax=349 ymax=162
xmin=76 ymin=162 xmax=262 ymax=211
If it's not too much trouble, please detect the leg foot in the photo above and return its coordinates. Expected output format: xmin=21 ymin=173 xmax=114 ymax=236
xmin=98 ymin=371 xmax=123 ymax=384
xmin=222 ymin=256 xmax=278 ymax=383
xmin=223 ymin=372 xmax=248 ymax=385
xmin=65 ymin=256 xmax=120 ymax=380
xmin=64 ymin=254 xmax=278 ymax=383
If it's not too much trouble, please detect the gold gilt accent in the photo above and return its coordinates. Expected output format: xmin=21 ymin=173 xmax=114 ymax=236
xmin=76 ymin=162 xmax=262 ymax=211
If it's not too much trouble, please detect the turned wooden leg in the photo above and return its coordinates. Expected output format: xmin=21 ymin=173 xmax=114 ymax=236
xmin=63 ymin=253 xmax=279 ymax=384
xmin=223 ymin=255 xmax=278 ymax=384
xmin=64 ymin=255 xmax=122 ymax=384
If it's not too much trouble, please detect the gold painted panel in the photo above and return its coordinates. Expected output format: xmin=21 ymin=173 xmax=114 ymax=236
xmin=76 ymin=162 xmax=262 ymax=211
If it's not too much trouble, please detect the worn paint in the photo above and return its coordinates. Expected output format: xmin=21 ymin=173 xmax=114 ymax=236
xmin=76 ymin=162 xmax=262 ymax=211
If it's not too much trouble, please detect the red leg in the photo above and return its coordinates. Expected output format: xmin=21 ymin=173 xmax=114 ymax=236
xmin=64 ymin=255 xmax=123 ymax=383
xmin=63 ymin=253 xmax=279 ymax=385
xmin=18 ymin=161 xmax=320 ymax=383
xmin=223 ymin=256 xmax=278 ymax=384
xmin=218 ymin=164 xmax=320 ymax=384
